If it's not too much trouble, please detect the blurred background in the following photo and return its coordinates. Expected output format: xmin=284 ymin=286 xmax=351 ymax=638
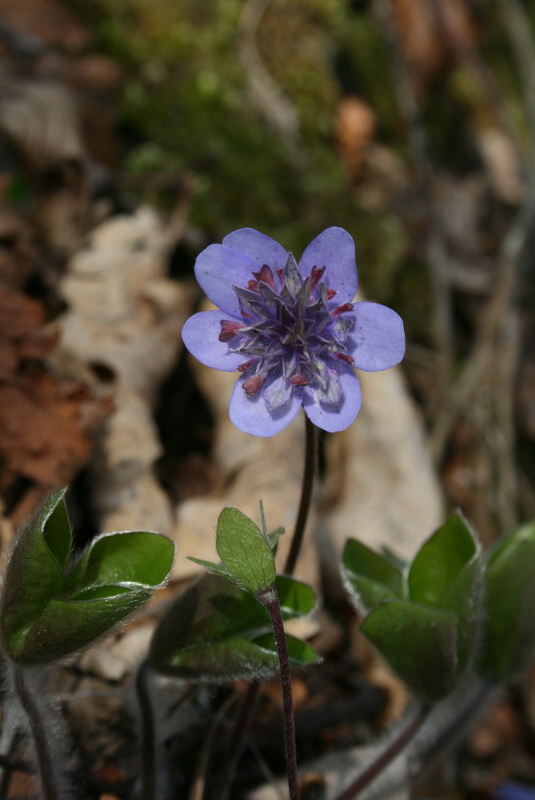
xmin=0 ymin=0 xmax=535 ymax=798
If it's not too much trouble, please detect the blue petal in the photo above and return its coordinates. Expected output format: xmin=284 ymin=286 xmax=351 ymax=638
xmin=223 ymin=228 xmax=289 ymax=269
xmin=195 ymin=244 xmax=260 ymax=317
xmin=347 ymin=302 xmax=405 ymax=371
xmin=302 ymin=362 xmax=362 ymax=432
xmin=263 ymin=374 xmax=293 ymax=412
xmin=229 ymin=375 xmax=302 ymax=436
xmin=182 ymin=311 xmax=246 ymax=371
xmin=299 ymin=227 xmax=358 ymax=304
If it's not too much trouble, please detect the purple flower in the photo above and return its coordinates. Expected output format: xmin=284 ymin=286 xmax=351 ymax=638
xmin=182 ymin=227 xmax=405 ymax=437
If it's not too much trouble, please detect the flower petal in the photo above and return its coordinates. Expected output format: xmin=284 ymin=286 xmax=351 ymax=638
xmin=302 ymin=363 xmax=362 ymax=432
xmin=263 ymin=374 xmax=292 ymax=412
xmin=223 ymin=228 xmax=289 ymax=269
xmin=229 ymin=375 xmax=302 ymax=436
xmin=182 ymin=311 xmax=245 ymax=371
xmin=195 ymin=244 xmax=260 ymax=317
xmin=347 ymin=302 xmax=406 ymax=371
xmin=298 ymin=227 xmax=358 ymax=304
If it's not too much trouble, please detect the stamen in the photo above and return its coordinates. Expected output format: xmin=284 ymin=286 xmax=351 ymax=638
xmin=327 ymin=288 xmax=337 ymax=300
xmin=310 ymin=265 xmax=326 ymax=290
xmin=336 ymin=353 xmax=355 ymax=366
xmin=243 ymin=373 xmax=264 ymax=396
xmin=252 ymin=265 xmax=276 ymax=290
xmin=290 ymin=373 xmax=309 ymax=386
xmin=247 ymin=279 xmax=259 ymax=291
xmin=237 ymin=359 xmax=254 ymax=372
xmin=333 ymin=302 xmax=354 ymax=316
xmin=219 ymin=320 xmax=245 ymax=342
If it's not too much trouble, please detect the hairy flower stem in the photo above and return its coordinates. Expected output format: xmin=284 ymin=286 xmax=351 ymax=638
xmin=13 ymin=666 xmax=59 ymax=800
xmin=334 ymin=704 xmax=430 ymax=800
xmin=136 ymin=659 xmax=156 ymax=800
xmin=284 ymin=415 xmax=318 ymax=574
xmin=257 ymin=587 xmax=300 ymax=800
xmin=211 ymin=414 xmax=317 ymax=800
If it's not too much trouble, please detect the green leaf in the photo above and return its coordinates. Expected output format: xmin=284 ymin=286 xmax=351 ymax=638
xmin=1 ymin=489 xmax=69 ymax=652
xmin=275 ymin=575 xmax=316 ymax=617
xmin=216 ymin=507 xmax=276 ymax=594
xmin=407 ymin=513 xmax=478 ymax=606
xmin=267 ymin=526 xmax=284 ymax=551
xmin=187 ymin=556 xmax=229 ymax=576
xmin=251 ymin=632 xmax=319 ymax=666
xmin=150 ymin=573 xmax=316 ymax=681
xmin=72 ymin=531 xmax=174 ymax=590
xmin=342 ymin=538 xmax=402 ymax=612
xmin=7 ymin=590 xmax=151 ymax=664
xmin=42 ymin=493 xmax=73 ymax=571
xmin=361 ymin=599 xmax=459 ymax=703
xmin=0 ymin=491 xmax=175 ymax=664
xmin=479 ymin=523 xmax=535 ymax=681
xmin=439 ymin=557 xmax=483 ymax=674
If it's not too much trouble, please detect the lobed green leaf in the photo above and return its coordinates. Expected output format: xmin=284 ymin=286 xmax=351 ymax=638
xmin=0 ymin=490 xmax=174 ymax=664
xmin=150 ymin=572 xmax=317 ymax=681
xmin=216 ymin=507 xmax=276 ymax=594
xmin=479 ymin=523 xmax=535 ymax=681
xmin=361 ymin=599 xmax=459 ymax=703
xmin=407 ymin=513 xmax=478 ymax=606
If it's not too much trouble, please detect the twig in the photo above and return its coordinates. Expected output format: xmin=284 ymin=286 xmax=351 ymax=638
xmin=332 ymin=704 xmax=430 ymax=800
xmin=488 ymin=0 xmax=535 ymax=166
xmin=407 ymin=678 xmax=496 ymax=782
xmin=430 ymin=197 xmax=535 ymax=461
xmin=375 ymin=0 xmax=455 ymax=401
xmin=13 ymin=666 xmax=61 ymax=800
xmin=493 ymin=306 xmax=521 ymax=533
xmin=214 ymin=682 xmax=261 ymax=800
xmin=237 ymin=0 xmax=299 ymax=142
xmin=189 ymin=692 xmax=240 ymax=800
xmin=136 ymin=660 xmax=156 ymax=800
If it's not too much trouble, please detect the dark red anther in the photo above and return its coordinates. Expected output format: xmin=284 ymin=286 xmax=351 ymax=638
xmin=247 ymin=279 xmax=259 ymax=291
xmin=310 ymin=265 xmax=326 ymax=290
xmin=327 ymin=288 xmax=337 ymax=300
xmin=243 ymin=374 xmax=264 ymax=396
xmin=277 ymin=268 xmax=284 ymax=281
xmin=237 ymin=359 xmax=254 ymax=372
xmin=252 ymin=265 xmax=276 ymax=289
xmin=290 ymin=373 xmax=309 ymax=386
xmin=336 ymin=353 xmax=355 ymax=366
xmin=219 ymin=319 xmax=245 ymax=342
xmin=333 ymin=302 xmax=354 ymax=316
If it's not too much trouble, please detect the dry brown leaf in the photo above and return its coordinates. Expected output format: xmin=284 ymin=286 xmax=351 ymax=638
xmin=0 ymin=371 xmax=108 ymax=495
xmin=0 ymin=0 xmax=92 ymax=53
xmin=391 ymin=0 xmax=477 ymax=90
xmin=335 ymin=96 xmax=376 ymax=181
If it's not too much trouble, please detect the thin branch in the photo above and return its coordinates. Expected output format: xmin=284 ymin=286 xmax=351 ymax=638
xmin=333 ymin=704 xmax=430 ymax=800
xmin=237 ymin=0 xmax=299 ymax=142
xmin=375 ymin=0 xmax=455 ymax=398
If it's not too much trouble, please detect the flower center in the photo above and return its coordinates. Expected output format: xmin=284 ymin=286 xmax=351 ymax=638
xmin=219 ymin=253 xmax=355 ymax=408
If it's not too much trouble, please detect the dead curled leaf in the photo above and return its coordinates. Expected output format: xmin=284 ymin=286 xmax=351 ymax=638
xmin=0 ymin=285 xmax=112 ymax=515
xmin=0 ymin=371 xmax=107 ymax=490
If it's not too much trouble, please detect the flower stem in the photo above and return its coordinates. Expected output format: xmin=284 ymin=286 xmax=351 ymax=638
xmin=210 ymin=415 xmax=317 ymax=800
xmin=136 ymin=659 xmax=156 ymax=800
xmin=13 ymin=665 xmax=59 ymax=800
xmin=257 ymin=587 xmax=300 ymax=800
xmin=284 ymin=415 xmax=317 ymax=575
xmin=333 ymin=704 xmax=430 ymax=800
